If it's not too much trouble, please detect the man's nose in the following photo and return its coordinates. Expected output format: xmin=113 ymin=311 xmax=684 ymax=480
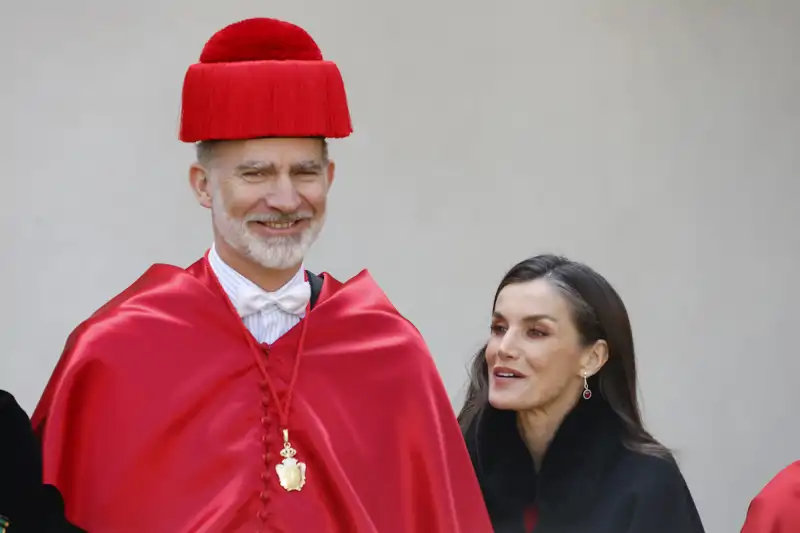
xmin=265 ymin=174 xmax=302 ymax=213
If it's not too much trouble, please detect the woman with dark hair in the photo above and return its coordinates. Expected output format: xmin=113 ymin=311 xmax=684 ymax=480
xmin=459 ymin=255 xmax=705 ymax=533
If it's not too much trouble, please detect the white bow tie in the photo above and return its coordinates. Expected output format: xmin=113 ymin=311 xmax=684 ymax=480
xmin=236 ymin=281 xmax=311 ymax=317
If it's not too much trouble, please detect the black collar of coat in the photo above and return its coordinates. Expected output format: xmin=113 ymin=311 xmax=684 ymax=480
xmin=468 ymin=396 xmax=624 ymax=522
xmin=535 ymin=398 xmax=623 ymax=514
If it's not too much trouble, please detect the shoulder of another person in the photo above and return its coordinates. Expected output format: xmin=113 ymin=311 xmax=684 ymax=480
xmin=0 ymin=390 xmax=29 ymax=429
xmin=0 ymin=390 xmax=41 ymax=520
xmin=0 ymin=389 xmax=14 ymax=407
xmin=0 ymin=389 xmax=38 ymax=448
xmin=746 ymin=461 xmax=800 ymax=516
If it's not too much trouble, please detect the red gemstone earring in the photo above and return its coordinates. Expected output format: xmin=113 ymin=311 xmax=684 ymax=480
xmin=582 ymin=373 xmax=592 ymax=400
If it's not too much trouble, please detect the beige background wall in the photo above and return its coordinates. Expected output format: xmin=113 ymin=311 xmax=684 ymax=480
xmin=2 ymin=2 xmax=798 ymax=532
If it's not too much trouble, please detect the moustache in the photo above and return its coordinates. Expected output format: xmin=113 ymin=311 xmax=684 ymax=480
xmin=244 ymin=212 xmax=313 ymax=223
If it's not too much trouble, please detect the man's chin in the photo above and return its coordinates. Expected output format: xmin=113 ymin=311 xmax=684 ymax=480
xmin=245 ymin=241 xmax=307 ymax=270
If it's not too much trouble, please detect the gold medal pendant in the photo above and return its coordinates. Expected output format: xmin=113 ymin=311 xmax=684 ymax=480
xmin=275 ymin=429 xmax=307 ymax=492
xmin=259 ymin=311 xmax=312 ymax=493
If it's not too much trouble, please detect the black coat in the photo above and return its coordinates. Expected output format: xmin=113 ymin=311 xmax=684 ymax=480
xmin=465 ymin=398 xmax=706 ymax=533
xmin=0 ymin=390 xmax=85 ymax=533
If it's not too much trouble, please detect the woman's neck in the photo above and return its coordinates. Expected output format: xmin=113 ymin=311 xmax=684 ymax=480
xmin=516 ymin=392 xmax=580 ymax=470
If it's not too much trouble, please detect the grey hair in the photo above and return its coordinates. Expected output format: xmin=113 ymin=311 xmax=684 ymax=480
xmin=195 ymin=138 xmax=329 ymax=167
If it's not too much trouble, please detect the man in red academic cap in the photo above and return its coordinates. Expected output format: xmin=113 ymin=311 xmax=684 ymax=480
xmin=739 ymin=461 xmax=800 ymax=533
xmin=31 ymin=17 xmax=493 ymax=533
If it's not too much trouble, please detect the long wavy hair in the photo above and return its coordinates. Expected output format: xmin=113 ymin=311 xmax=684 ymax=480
xmin=458 ymin=254 xmax=668 ymax=461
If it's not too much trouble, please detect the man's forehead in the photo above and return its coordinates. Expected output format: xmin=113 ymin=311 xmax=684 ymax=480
xmin=220 ymin=137 xmax=326 ymax=160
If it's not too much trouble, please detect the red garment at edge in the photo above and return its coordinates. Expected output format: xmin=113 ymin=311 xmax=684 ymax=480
xmin=524 ymin=506 xmax=538 ymax=532
xmin=31 ymin=256 xmax=493 ymax=533
xmin=740 ymin=461 xmax=800 ymax=533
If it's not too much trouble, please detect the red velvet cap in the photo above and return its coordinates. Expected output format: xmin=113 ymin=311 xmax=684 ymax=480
xmin=180 ymin=18 xmax=353 ymax=142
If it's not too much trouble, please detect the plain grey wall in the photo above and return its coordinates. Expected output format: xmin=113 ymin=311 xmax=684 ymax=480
xmin=1 ymin=1 xmax=798 ymax=532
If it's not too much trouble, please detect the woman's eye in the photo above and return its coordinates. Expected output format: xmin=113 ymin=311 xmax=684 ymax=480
xmin=490 ymin=325 xmax=506 ymax=335
xmin=527 ymin=329 xmax=546 ymax=338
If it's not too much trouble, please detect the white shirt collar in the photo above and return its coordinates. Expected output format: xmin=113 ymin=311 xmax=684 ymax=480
xmin=207 ymin=243 xmax=306 ymax=314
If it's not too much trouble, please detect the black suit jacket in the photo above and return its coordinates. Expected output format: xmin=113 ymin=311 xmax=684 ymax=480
xmin=466 ymin=398 xmax=706 ymax=533
xmin=0 ymin=390 xmax=85 ymax=533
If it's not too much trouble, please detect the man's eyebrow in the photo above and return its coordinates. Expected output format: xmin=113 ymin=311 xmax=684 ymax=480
xmin=291 ymin=160 xmax=324 ymax=171
xmin=234 ymin=161 xmax=276 ymax=173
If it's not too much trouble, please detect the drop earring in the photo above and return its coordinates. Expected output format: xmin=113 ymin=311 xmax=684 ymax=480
xmin=582 ymin=373 xmax=592 ymax=400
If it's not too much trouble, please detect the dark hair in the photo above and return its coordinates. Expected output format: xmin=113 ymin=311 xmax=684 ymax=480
xmin=458 ymin=254 xmax=668 ymax=458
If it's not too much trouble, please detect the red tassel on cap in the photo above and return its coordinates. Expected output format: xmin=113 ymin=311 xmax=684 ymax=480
xmin=179 ymin=18 xmax=352 ymax=142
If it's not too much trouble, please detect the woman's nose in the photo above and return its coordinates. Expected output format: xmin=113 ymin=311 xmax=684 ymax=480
xmin=497 ymin=335 xmax=521 ymax=360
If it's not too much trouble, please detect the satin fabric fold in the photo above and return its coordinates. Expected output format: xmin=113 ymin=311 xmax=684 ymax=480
xmin=740 ymin=461 xmax=800 ymax=533
xmin=32 ymin=257 xmax=492 ymax=533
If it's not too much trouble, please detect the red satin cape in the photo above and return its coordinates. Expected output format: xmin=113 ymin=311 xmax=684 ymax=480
xmin=740 ymin=461 xmax=800 ymax=533
xmin=32 ymin=257 xmax=493 ymax=533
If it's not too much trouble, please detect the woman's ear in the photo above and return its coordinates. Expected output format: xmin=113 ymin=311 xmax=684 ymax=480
xmin=580 ymin=339 xmax=609 ymax=378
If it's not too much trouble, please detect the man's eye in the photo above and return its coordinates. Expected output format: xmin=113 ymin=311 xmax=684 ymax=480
xmin=241 ymin=171 xmax=266 ymax=180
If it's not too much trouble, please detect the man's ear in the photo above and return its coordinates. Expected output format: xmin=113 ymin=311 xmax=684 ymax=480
xmin=189 ymin=163 xmax=212 ymax=209
xmin=326 ymin=160 xmax=336 ymax=189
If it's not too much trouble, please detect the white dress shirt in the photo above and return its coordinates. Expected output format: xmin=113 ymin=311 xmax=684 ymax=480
xmin=207 ymin=244 xmax=307 ymax=344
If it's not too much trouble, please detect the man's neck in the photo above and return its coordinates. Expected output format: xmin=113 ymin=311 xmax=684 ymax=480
xmin=516 ymin=389 xmax=580 ymax=471
xmin=213 ymin=240 xmax=302 ymax=292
